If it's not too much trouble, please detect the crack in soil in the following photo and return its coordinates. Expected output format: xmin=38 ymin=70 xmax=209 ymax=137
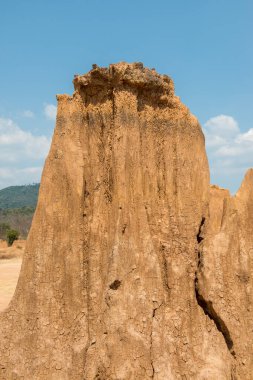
xmin=195 ymin=217 xmax=236 ymax=359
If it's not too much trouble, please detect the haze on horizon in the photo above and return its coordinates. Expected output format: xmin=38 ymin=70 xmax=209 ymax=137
xmin=0 ymin=0 xmax=252 ymax=193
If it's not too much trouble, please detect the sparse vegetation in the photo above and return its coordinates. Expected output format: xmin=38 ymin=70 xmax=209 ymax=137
xmin=0 ymin=223 xmax=20 ymax=246
xmin=0 ymin=223 xmax=11 ymax=240
xmin=0 ymin=184 xmax=39 ymax=238
xmin=6 ymin=229 xmax=20 ymax=247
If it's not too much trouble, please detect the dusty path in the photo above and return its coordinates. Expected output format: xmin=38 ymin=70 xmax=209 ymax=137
xmin=0 ymin=258 xmax=22 ymax=311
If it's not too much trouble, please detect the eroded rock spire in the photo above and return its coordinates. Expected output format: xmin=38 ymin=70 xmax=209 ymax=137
xmin=0 ymin=63 xmax=252 ymax=379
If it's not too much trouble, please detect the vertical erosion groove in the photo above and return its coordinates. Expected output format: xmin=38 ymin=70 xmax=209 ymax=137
xmin=194 ymin=218 xmax=236 ymax=358
xmin=150 ymin=303 xmax=163 ymax=379
xmin=81 ymin=110 xmax=92 ymax=367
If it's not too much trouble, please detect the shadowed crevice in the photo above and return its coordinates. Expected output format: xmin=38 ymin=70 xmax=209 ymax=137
xmin=195 ymin=281 xmax=236 ymax=358
xmin=109 ymin=280 xmax=121 ymax=290
xmin=195 ymin=217 xmax=236 ymax=358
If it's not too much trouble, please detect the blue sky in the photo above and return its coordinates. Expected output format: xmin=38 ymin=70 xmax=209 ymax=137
xmin=0 ymin=0 xmax=252 ymax=192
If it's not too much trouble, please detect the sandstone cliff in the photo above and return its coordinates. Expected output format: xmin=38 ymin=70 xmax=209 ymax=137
xmin=0 ymin=63 xmax=252 ymax=379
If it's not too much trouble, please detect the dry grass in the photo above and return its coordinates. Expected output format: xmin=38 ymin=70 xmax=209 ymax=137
xmin=0 ymin=247 xmax=24 ymax=260
xmin=0 ymin=240 xmax=25 ymax=260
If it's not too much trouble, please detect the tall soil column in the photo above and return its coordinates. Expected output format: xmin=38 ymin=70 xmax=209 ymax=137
xmin=0 ymin=63 xmax=236 ymax=379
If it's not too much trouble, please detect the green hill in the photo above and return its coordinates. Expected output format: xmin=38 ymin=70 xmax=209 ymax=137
xmin=0 ymin=184 xmax=39 ymax=239
xmin=0 ymin=184 xmax=39 ymax=209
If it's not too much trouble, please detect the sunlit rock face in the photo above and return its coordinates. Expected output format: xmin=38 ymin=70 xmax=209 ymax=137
xmin=197 ymin=171 xmax=253 ymax=380
xmin=0 ymin=63 xmax=252 ymax=379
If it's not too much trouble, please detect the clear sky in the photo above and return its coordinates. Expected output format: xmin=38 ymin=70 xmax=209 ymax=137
xmin=0 ymin=0 xmax=252 ymax=192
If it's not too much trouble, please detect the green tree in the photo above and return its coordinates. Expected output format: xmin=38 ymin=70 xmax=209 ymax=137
xmin=6 ymin=229 xmax=19 ymax=246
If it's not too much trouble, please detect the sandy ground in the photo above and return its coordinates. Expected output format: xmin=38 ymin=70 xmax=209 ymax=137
xmin=0 ymin=257 xmax=22 ymax=312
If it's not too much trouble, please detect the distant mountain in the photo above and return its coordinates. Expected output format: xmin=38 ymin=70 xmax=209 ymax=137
xmin=0 ymin=184 xmax=39 ymax=209
xmin=0 ymin=184 xmax=39 ymax=238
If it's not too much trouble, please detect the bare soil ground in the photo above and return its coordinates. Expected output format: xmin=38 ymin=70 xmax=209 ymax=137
xmin=0 ymin=243 xmax=24 ymax=311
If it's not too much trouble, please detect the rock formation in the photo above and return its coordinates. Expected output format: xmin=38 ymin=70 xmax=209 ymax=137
xmin=197 ymin=172 xmax=253 ymax=379
xmin=0 ymin=62 xmax=252 ymax=379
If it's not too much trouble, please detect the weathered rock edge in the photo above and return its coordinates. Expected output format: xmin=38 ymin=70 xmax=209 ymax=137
xmin=0 ymin=63 xmax=252 ymax=379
